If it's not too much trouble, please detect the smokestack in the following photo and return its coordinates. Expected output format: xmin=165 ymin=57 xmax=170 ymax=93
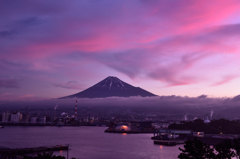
xmin=75 ymin=100 xmax=77 ymax=120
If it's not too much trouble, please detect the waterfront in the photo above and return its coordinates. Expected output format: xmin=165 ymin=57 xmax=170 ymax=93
xmin=0 ymin=126 xmax=182 ymax=159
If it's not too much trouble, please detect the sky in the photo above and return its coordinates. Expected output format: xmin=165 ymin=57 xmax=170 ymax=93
xmin=1 ymin=0 xmax=240 ymax=101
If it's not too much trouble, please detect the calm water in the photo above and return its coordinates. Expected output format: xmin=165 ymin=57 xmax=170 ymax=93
xmin=0 ymin=126 xmax=182 ymax=159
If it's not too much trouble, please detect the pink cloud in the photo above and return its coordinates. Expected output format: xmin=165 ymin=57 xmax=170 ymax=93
xmin=212 ymin=75 xmax=239 ymax=87
xmin=1 ymin=1 xmax=240 ymax=61
xmin=1 ymin=1 xmax=240 ymax=99
xmin=0 ymin=93 xmax=38 ymax=101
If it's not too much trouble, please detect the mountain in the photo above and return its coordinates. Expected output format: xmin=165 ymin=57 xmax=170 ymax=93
xmin=60 ymin=76 xmax=157 ymax=98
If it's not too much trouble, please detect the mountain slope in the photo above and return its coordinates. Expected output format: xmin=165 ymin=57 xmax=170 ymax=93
xmin=60 ymin=76 xmax=157 ymax=98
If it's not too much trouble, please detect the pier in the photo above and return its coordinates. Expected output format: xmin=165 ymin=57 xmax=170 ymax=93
xmin=152 ymin=129 xmax=193 ymax=146
xmin=154 ymin=140 xmax=185 ymax=146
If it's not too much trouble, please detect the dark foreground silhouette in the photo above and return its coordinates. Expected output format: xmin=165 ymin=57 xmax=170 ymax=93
xmin=179 ymin=137 xmax=240 ymax=159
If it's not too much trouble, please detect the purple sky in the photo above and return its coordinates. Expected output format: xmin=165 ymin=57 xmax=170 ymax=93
xmin=1 ymin=0 xmax=240 ymax=101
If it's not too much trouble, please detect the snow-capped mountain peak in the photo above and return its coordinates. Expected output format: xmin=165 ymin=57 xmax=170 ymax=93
xmin=94 ymin=76 xmax=126 ymax=90
xmin=60 ymin=76 xmax=157 ymax=98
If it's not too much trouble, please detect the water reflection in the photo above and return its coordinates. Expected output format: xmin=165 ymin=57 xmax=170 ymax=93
xmin=0 ymin=126 xmax=181 ymax=159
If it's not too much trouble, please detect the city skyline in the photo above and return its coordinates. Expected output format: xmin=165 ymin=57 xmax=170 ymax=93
xmin=1 ymin=0 xmax=240 ymax=100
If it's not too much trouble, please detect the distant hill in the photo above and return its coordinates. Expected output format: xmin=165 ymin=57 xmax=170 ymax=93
xmin=60 ymin=76 xmax=157 ymax=99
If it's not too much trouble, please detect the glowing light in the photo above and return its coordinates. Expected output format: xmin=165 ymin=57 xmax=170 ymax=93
xmin=160 ymin=145 xmax=163 ymax=149
xmin=122 ymin=133 xmax=127 ymax=135
xmin=121 ymin=125 xmax=129 ymax=130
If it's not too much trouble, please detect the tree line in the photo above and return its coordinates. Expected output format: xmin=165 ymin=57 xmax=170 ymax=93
xmin=169 ymin=119 xmax=240 ymax=134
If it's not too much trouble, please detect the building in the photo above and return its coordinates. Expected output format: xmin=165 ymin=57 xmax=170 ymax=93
xmin=10 ymin=111 xmax=22 ymax=122
xmin=39 ymin=116 xmax=46 ymax=124
xmin=30 ymin=117 xmax=38 ymax=123
xmin=21 ymin=113 xmax=30 ymax=123
xmin=2 ymin=112 xmax=11 ymax=122
xmin=139 ymin=121 xmax=153 ymax=130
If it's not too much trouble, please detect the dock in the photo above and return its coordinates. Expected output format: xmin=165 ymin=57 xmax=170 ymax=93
xmin=154 ymin=140 xmax=185 ymax=146
xmin=105 ymin=128 xmax=154 ymax=134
